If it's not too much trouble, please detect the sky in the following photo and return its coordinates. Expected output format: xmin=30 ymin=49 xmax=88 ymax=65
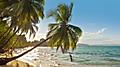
xmin=26 ymin=0 xmax=120 ymax=45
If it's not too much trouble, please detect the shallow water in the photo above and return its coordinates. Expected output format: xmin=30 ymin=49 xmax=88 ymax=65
xmin=16 ymin=46 xmax=120 ymax=67
xmin=54 ymin=46 xmax=120 ymax=65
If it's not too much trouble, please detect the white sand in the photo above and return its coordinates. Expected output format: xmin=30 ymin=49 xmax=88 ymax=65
xmin=8 ymin=47 xmax=119 ymax=67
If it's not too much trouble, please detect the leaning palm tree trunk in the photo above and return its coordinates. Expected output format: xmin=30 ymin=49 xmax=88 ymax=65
xmin=0 ymin=36 xmax=52 ymax=65
xmin=68 ymin=52 xmax=73 ymax=62
xmin=61 ymin=46 xmax=65 ymax=54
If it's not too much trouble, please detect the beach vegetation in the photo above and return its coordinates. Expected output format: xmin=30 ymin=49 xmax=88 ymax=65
xmin=47 ymin=3 xmax=82 ymax=61
xmin=0 ymin=0 xmax=45 ymax=65
xmin=0 ymin=0 xmax=82 ymax=65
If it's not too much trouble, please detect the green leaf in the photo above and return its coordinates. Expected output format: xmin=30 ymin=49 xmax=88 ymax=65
xmin=69 ymin=24 xmax=82 ymax=37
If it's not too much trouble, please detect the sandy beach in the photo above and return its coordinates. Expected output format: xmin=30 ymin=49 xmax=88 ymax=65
xmin=4 ymin=47 xmax=118 ymax=67
xmin=13 ymin=47 xmax=82 ymax=67
xmin=0 ymin=47 xmax=119 ymax=67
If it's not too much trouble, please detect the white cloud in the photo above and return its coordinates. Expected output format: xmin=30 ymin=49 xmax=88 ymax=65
xmin=85 ymin=28 xmax=107 ymax=35
xmin=80 ymin=28 xmax=108 ymax=45
xmin=97 ymin=28 xmax=107 ymax=34
xmin=80 ymin=28 xmax=120 ymax=45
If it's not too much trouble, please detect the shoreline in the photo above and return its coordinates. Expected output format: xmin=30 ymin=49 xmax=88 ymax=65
xmin=1 ymin=46 xmax=120 ymax=67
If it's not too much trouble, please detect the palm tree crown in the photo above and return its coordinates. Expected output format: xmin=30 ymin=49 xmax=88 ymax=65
xmin=0 ymin=0 xmax=45 ymax=48
xmin=0 ymin=0 xmax=44 ymax=38
xmin=47 ymin=3 xmax=82 ymax=52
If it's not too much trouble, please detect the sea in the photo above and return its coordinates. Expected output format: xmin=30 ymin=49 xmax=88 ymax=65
xmin=54 ymin=46 xmax=120 ymax=65
xmin=17 ymin=45 xmax=120 ymax=67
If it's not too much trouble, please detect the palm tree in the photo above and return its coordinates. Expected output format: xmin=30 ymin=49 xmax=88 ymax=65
xmin=47 ymin=3 xmax=82 ymax=61
xmin=0 ymin=1 xmax=82 ymax=65
xmin=0 ymin=0 xmax=46 ymax=65
xmin=0 ymin=0 xmax=44 ymax=48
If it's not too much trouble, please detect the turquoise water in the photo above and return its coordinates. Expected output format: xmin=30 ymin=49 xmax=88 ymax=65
xmin=16 ymin=46 xmax=120 ymax=66
xmin=53 ymin=46 xmax=120 ymax=65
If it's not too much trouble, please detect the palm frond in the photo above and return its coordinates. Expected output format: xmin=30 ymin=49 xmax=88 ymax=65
xmin=47 ymin=3 xmax=82 ymax=52
xmin=69 ymin=24 xmax=82 ymax=37
xmin=67 ymin=28 xmax=78 ymax=50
